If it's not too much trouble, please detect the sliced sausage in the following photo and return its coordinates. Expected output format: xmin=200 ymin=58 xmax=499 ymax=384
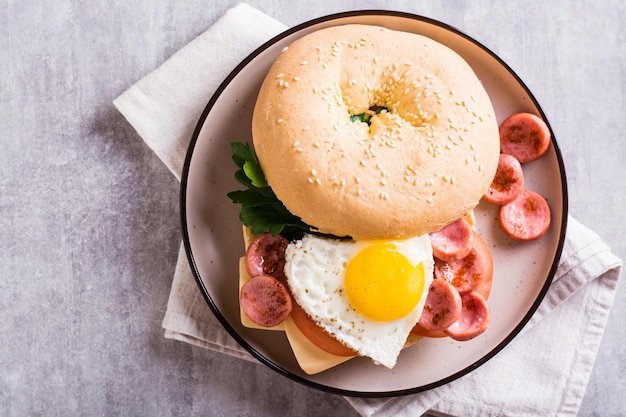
xmin=499 ymin=112 xmax=551 ymax=163
xmin=444 ymin=291 xmax=491 ymax=341
xmin=290 ymin=301 xmax=357 ymax=357
xmin=418 ymin=279 xmax=462 ymax=331
xmin=429 ymin=217 xmax=474 ymax=261
xmin=483 ymin=153 xmax=524 ymax=205
xmin=240 ymin=275 xmax=292 ymax=327
xmin=499 ymin=189 xmax=551 ymax=241
xmin=413 ymin=232 xmax=493 ymax=339
xmin=434 ymin=231 xmax=493 ymax=295
xmin=245 ymin=232 xmax=288 ymax=280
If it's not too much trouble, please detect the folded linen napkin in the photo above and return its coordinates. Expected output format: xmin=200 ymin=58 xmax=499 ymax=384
xmin=113 ymin=4 xmax=623 ymax=416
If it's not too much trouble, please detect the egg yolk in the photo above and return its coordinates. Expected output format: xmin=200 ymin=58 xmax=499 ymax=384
xmin=344 ymin=243 xmax=425 ymax=321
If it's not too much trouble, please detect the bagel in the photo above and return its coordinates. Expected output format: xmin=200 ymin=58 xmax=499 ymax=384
xmin=252 ymin=24 xmax=499 ymax=240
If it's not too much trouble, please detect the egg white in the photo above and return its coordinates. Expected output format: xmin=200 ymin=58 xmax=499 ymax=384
xmin=285 ymin=234 xmax=434 ymax=368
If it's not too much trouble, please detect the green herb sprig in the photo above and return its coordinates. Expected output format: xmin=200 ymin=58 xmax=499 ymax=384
xmin=349 ymin=106 xmax=388 ymax=125
xmin=227 ymin=142 xmax=314 ymax=240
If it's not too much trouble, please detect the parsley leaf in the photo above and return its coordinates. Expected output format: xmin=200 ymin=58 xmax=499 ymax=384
xmin=349 ymin=106 xmax=388 ymax=126
xmin=227 ymin=142 xmax=314 ymax=240
xmin=243 ymin=161 xmax=267 ymax=188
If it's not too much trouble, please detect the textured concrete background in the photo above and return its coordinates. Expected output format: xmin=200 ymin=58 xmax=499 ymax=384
xmin=1 ymin=0 xmax=624 ymax=415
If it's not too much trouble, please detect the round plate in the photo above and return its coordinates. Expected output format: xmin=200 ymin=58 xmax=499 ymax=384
xmin=181 ymin=11 xmax=567 ymax=397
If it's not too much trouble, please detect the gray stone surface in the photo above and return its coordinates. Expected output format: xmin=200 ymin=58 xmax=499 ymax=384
xmin=1 ymin=1 xmax=624 ymax=416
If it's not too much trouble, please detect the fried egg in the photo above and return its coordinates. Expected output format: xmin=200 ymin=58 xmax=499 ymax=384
xmin=285 ymin=233 xmax=434 ymax=368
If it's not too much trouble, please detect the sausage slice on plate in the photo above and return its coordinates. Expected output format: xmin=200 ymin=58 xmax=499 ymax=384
xmin=418 ymin=279 xmax=462 ymax=331
xmin=245 ymin=232 xmax=289 ymax=280
xmin=483 ymin=153 xmax=524 ymax=205
xmin=429 ymin=217 xmax=474 ymax=261
xmin=240 ymin=275 xmax=292 ymax=327
xmin=499 ymin=112 xmax=551 ymax=163
xmin=444 ymin=291 xmax=491 ymax=341
xmin=499 ymin=189 xmax=551 ymax=241
xmin=434 ymin=232 xmax=492 ymax=294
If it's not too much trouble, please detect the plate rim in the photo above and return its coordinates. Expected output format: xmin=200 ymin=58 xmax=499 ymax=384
xmin=180 ymin=9 xmax=569 ymax=397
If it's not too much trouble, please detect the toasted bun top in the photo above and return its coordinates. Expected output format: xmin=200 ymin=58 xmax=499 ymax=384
xmin=252 ymin=24 xmax=499 ymax=240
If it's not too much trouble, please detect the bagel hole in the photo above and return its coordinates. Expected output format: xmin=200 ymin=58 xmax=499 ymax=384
xmin=349 ymin=105 xmax=389 ymax=125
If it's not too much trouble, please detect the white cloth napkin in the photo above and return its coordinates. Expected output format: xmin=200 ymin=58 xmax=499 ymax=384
xmin=113 ymin=4 xmax=623 ymax=416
